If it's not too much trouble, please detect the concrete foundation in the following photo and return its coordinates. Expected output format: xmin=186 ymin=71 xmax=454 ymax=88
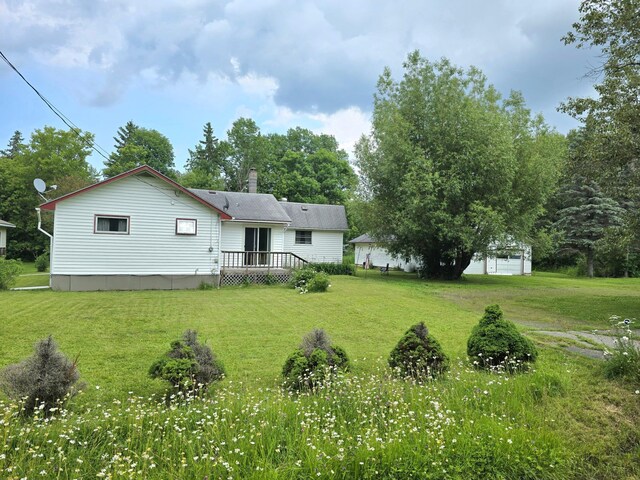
xmin=51 ymin=274 xmax=219 ymax=291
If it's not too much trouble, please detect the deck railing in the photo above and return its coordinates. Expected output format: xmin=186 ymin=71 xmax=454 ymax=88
xmin=221 ymin=251 xmax=308 ymax=270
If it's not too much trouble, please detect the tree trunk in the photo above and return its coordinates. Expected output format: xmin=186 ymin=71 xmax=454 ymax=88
xmin=587 ymin=248 xmax=594 ymax=278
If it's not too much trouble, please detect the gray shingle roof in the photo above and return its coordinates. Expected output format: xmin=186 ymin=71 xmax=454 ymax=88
xmin=279 ymin=202 xmax=348 ymax=231
xmin=349 ymin=233 xmax=376 ymax=243
xmin=189 ymin=189 xmax=291 ymax=223
xmin=0 ymin=219 xmax=15 ymax=228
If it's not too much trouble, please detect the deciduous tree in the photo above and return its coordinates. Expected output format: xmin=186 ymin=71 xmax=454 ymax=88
xmin=356 ymin=52 xmax=565 ymax=279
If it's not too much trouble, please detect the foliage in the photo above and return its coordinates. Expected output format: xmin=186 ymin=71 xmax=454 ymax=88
xmin=263 ymin=273 xmax=278 ymax=285
xmin=261 ymin=127 xmax=357 ymax=205
xmin=467 ymin=305 xmax=537 ymax=371
xmin=103 ymin=122 xmax=176 ymax=178
xmin=309 ymin=262 xmax=355 ymax=276
xmin=356 ymin=52 xmax=565 ymax=280
xmin=0 ymin=127 xmax=96 ymax=260
xmin=561 ymin=0 xmax=640 ymax=265
xmin=34 ymin=253 xmax=49 ymax=272
xmin=603 ymin=316 xmax=640 ymax=386
xmin=282 ymin=329 xmax=349 ymax=391
xmin=221 ymin=118 xmax=268 ymax=192
xmin=149 ymin=330 xmax=224 ymax=394
xmin=553 ymin=177 xmax=625 ymax=277
xmin=388 ymin=322 xmax=450 ymax=379
xmin=291 ymin=267 xmax=330 ymax=293
xmin=0 ymin=258 xmax=22 ymax=290
xmin=181 ymin=122 xmax=226 ymax=189
xmin=0 ymin=336 xmax=81 ymax=415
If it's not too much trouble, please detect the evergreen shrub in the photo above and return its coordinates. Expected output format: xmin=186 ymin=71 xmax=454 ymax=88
xmin=282 ymin=329 xmax=349 ymax=391
xmin=150 ymin=330 xmax=224 ymax=394
xmin=467 ymin=304 xmax=537 ymax=371
xmin=388 ymin=322 xmax=449 ymax=379
xmin=0 ymin=336 xmax=82 ymax=415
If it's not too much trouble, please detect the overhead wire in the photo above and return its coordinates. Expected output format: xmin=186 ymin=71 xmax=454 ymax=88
xmin=0 ymin=49 xmax=111 ymax=161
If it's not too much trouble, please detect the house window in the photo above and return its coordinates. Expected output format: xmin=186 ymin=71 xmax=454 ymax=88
xmin=295 ymin=230 xmax=312 ymax=245
xmin=95 ymin=215 xmax=129 ymax=234
xmin=176 ymin=218 xmax=197 ymax=235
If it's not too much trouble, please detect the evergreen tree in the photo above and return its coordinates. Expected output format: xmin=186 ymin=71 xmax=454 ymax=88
xmin=1 ymin=131 xmax=25 ymax=159
xmin=181 ymin=122 xmax=226 ymax=189
xmin=554 ymin=177 xmax=625 ymax=277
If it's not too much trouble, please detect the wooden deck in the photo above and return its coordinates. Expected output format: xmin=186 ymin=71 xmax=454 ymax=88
xmin=219 ymin=251 xmax=308 ymax=286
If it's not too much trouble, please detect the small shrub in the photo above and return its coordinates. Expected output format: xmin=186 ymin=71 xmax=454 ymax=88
xmin=388 ymin=322 xmax=450 ymax=379
xmin=467 ymin=304 xmax=537 ymax=371
xmin=264 ymin=273 xmax=278 ymax=285
xmin=0 ymin=258 xmax=22 ymax=290
xmin=34 ymin=253 xmax=49 ymax=272
xmin=291 ymin=267 xmax=330 ymax=293
xmin=310 ymin=262 xmax=355 ymax=276
xmin=603 ymin=316 xmax=640 ymax=386
xmin=282 ymin=329 xmax=349 ymax=391
xmin=0 ymin=336 xmax=82 ymax=416
xmin=150 ymin=330 xmax=225 ymax=394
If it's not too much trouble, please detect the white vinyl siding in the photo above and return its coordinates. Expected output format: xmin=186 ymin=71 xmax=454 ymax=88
xmin=284 ymin=230 xmax=343 ymax=263
xmin=51 ymin=175 xmax=221 ymax=275
xmin=220 ymin=222 xmax=285 ymax=252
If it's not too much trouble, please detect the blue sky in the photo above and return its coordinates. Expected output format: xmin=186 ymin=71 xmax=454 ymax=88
xmin=1 ymin=0 xmax=598 ymax=172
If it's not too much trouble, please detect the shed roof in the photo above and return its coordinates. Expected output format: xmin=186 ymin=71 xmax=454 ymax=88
xmin=0 ymin=219 xmax=15 ymax=228
xmin=279 ymin=202 xmax=348 ymax=231
xmin=349 ymin=233 xmax=376 ymax=243
xmin=189 ymin=189 xmax=291 ymax=223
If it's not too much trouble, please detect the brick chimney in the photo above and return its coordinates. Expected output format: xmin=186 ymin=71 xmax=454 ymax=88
xmin=248 ymin=168 xmax=257 ymax=193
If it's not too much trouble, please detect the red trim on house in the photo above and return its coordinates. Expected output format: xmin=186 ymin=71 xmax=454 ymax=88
xmin=39 ymin=165 xmax=232 ymax=220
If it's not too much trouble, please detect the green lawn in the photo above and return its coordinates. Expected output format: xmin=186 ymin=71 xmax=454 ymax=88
xmin=11 ymin=261 xmax=50 ymax=288
xmin=1 ymin=272 xmax=639 ymax=478
xmin=2 ymin=272 xmax=639 ymax=398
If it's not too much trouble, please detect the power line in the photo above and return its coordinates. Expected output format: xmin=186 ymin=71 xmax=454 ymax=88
xmin=0 ymin=49 xmax=111 ymax=161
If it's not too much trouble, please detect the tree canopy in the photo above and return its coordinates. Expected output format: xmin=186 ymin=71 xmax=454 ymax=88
xmin=0 ymin=127 xmax=97 ymax=259
xmin=356 ymin=52 xmax=565 ymax=279
xmin=103 ymin=122 xmax=176 ymax=178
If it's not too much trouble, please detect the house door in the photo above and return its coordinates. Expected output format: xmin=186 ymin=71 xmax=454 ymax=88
xmin=244 ymin=227 xmax=271 ymax=265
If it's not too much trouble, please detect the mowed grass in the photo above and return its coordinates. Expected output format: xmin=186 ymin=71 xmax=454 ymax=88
xmin=1 ymin=272 xmax=640 ymax=478
xmin=1 ymin=272 xmax=639 ymax=400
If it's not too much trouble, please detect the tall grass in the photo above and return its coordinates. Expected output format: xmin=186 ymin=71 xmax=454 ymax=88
xmin=0 ymin=360 xmax=575 ymax=479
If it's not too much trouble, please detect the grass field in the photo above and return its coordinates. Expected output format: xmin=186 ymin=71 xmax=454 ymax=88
xmin=1 ymin=272 xmax=639 ymax=478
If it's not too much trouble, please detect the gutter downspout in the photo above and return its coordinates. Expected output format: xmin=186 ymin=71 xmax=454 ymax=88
xmin=35 ymin=208 xmax=52 ymax=239
xmin=35 ymin=208 xmax=53 ymax=288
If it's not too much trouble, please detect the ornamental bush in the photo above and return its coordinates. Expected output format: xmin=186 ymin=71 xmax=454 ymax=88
xmin=310 ymin=263 xmax=355 ymax=276
xmin=291 ymin=267 xmax=331 ymax=293
xmin=0 ymin=336 xmax=82 ymax=416
xmin=282 ymin=329 xmax=349 ymax=391
xmin=467 ymin=305 xmax=537 ymax=371
xmin=388 ymin=322 xmax=449 ymax=379
xmin=34 ymin=253 xmax=49 ymax=272
xmin=149 ymin=330 xmax=225 ymax=394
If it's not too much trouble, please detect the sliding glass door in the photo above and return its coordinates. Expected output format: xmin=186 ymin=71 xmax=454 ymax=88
xmin=244 ymin=227 xmax=271 ymax=265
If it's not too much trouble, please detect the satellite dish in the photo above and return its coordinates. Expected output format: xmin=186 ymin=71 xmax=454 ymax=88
xmin=33 ymin=178 xmax=46 ymax=193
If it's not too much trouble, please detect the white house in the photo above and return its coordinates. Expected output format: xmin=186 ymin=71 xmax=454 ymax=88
xmin=39 ymin=165 xmax=348 ymax=291
xmin=349 ymin=234 xmax=532 ymax=276
xmin=0 ymin=219 xmax=16 ymax=257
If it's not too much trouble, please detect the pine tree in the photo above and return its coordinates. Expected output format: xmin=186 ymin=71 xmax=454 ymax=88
xmin=554 ymin=177 xmax=625 ymax=277
xmin=1 ymin=131 xmax=25 ymax=158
